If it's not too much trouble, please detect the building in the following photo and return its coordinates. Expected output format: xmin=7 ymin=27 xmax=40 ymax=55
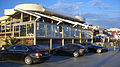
xmin=0 ymin=4 xmax=93 ymax=49
xmin=107 ymin=28 xmax=120 ymax=40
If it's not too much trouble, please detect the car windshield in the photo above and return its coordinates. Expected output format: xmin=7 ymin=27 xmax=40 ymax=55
xmin=30 ymin=45 xmax=45 ymax=51
xmin=76 ymin=44 xmax=85 ymax=48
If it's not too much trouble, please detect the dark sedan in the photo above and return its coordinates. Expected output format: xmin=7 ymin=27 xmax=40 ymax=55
xmin=0 ymin=44 xmax=50 ymax=65
xmin=80 ymin=43 xmax=108 ymax=53
xmin=51 ymin=44 xmax=88 ymax=57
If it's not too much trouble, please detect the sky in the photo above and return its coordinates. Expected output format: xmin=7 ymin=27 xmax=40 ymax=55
xmin=0 ymin=0 xmax=120 ymax=29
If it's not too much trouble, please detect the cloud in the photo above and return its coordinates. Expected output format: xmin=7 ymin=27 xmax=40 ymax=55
xmin=107 ymin=10 xmax=120 ymax=12
xmin=88 ymin=0 xmax=109 ymax=9
xmin=49 ymin=1 xmax=83 ymax=15
xmin=81 ymin=12 xmax=120 ymax=28
xmin=80 ymin=12 xmax=108 ymax=19
xmin=48 ymin=0 xmax=119 ymax=29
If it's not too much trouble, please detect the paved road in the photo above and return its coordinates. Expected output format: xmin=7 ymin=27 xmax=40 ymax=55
xmin=0 ymin=51 xmax=120 ymax=67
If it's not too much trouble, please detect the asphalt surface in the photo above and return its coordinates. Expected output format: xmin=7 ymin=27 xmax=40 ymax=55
xmin=0 ymin=50 xmax=120 ymax=67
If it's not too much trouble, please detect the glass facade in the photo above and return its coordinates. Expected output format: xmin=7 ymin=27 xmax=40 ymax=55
xmin=0 ymin=20 xmax=92 ymax=39
xmin=37 ymin=22 xmax=60 ymax=38
xmin=37 ymin=22 xmax=46 ymax=37
xmin=81 ymin=30 xmax=92 ymax=39
xmin=64 ymin=26 xmax=71 ymax=38
xmin=76 ymin=29 xmax=80 ymax=38
xmin=20 ymin=25 xmax=26 ymax=36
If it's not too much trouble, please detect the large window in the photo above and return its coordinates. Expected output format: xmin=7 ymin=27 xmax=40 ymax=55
xmin=47 ymin=24 xmax=55 ymax=37
xmin=37 ymin=22 xmax=61 ymax=38
xmin=55 ymin=26 xmax=60 ymax=37
xmin=20 ymin=25 xmax=26 ymax=36
xmin=37 ymin=22 xmax=46 ymax=37
xmin=27 ymin=24 xmax=34 ymax=36
xmin=76 ymin=29 xmax=80 ymax=38
xmin=71 ymin=28 xmax=75 ymax=38
xmin=64 ymin=26 xmax=71 ymax=38
xmin=6 ymin=23 xmax=11 ymax=32
xmin=1 ymin=25 xmax=5 ymax=32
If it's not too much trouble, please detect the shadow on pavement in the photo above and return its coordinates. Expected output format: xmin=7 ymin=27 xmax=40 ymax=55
xmin=46 ymin=56 xmax=72 ymax=63
xmin=85 ymin=53 xmax=96 ymax=56
xmin=0 ymin=61 xmax=24 ymax=67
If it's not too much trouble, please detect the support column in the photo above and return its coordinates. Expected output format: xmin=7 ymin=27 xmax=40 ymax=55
xmin=21 ymin=13 xmax=23 ymax=22
xmin=72 ymin=39 xmax=74 ymax=44
xmin=5 ymin=24 xmax=6 ymax=38
xmin=62 ymin=39 xmax=64 ymax=46
xmin=50 ymin=39 xmax=52 ymax=50
xmin=91 ymin=30 xmax=94 ymax=43
xmin=34 ymin=21 xmax=37 ymax=45
xmin=26 ymin=24 xmax=27 ymax=36
xmin=19 ymin=25 xmax=20 ymax=37
xmin=108 ymin=37 xmax=109 ymax=42
xmin=79 ymin=29 xmax=82 ymax=43
xmin=12 ymin=25 xmax=14 ymax=37
xmin=30 ymin=15 xmax=32 ymax=21
xmin=62 ymin=26 xmax=64 ymax=46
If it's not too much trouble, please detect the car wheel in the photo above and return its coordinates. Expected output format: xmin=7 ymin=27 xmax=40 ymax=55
xmin=24 ymin=56 xmax=33 ymax=65
xmin=97 ymin=48 xmax=102 ymax=53
xmin=73 ymin=52 xmax=79 ymax=57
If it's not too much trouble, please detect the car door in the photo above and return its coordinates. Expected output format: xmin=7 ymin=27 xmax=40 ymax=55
xmin=87 ymin=43 xmax=96 ymax=52
xmin=2 ymin=45 xmax=15 ymax=60
xmin=12 ymin=46 xmax=28 ymax=61
xmin=61 ymin=45 xmax=74 ymax=55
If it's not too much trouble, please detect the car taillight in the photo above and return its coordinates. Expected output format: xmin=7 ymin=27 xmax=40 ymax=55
xmin=82 ymin=49 xmax=85 ymax=51
xmin=36 ymin=53 xmax=42 ymax=56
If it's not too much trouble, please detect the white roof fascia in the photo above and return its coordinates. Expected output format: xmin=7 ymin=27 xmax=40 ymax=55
xmin=15 ymin=9 xmax=86 ymax=27
xmin=14 ymin=8 xmax=41 ymax=18
xmin=34 ymin=12 xmax=83 ymax=26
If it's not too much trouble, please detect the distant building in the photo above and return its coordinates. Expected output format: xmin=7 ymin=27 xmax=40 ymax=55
xmin=107 ymin=28 xmax=120 ymax=40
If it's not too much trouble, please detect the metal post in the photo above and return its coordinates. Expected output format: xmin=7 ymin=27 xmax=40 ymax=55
xmin=62 ymin=39 xmax=64 ymax=46
xmin=50 ymin=39 xmax=52 ymax=50
xmin=72 ymin=39 xmax=74 ymax=44
xmin=34 ymin=17 xmax=40 ymax=45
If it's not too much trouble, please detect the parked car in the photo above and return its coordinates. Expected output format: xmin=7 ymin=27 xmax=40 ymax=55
xmin=80 ymin=43 xmax=108 ymax=53
xmin=0 ymin=44 xmax=51 ymax=65
xmin=51 ymin=44 xmax=88 ymax=57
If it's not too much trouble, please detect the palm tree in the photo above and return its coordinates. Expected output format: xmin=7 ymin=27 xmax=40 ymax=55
xmin=8 ymin=37 xmax=19 ymax=45
xmin=2 ymin=37 xmax=19 ymax=49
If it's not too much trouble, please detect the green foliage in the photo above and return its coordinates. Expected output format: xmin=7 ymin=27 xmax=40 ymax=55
xmin=81 ymin=39 xmax=86 ymax=43
xmin=2 ymin=37 xmax=19 ymax=45
xmin=21 ymin=39 xmax=26 ymax=44
xmin=3 ymin=38 xmax=9 ymax=45
xmin=97 ymin=43 xmax=108 ymax=47
xmin=98 ymin=44 xmax=102 ymax=46
xmin=103 ymin=44 xmax=108 ymax=47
